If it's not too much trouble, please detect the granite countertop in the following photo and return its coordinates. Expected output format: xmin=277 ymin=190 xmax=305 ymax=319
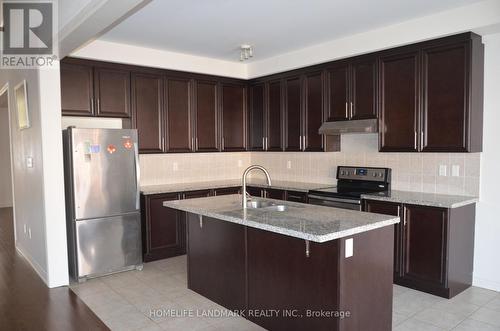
xmin=362 ymin=190 xmax=478 ymax=209
xmin=163 ymin=195 xmax=400 ymax=243
xmin=141 ymin=179 xmax=330 ymax=195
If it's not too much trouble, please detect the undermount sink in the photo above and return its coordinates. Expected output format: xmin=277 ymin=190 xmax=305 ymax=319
xmin=246 ymin=201 xmax=288 ymax=212
xmin=246 ymin=201 xmax=275 ymax=209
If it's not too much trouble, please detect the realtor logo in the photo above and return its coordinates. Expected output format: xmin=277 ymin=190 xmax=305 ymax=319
xmin=1 ymin=1 xmax=57 ymax=68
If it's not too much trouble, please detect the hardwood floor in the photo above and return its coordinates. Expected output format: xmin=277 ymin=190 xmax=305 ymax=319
xmin=0 ymin=207 xmax=109 ymax=331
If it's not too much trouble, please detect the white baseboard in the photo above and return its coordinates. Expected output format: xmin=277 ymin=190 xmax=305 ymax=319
xmin=473 ymin=276 xmax=500 ymax=292
xmin=16 ymin=245 xmax=49 ymax=287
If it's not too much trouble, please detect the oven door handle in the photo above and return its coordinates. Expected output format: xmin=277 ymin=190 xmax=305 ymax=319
xmin=308 ymin=195 xmax=361 ymax=205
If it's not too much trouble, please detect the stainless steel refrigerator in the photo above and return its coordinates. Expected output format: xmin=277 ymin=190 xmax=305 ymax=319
xmin=63 ymin=128 xmax=142 ymax=282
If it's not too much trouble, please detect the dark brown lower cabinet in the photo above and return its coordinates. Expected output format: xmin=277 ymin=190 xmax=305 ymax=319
xmin=263 ymin=188 xmax=286 ymax=200
xmin=187 ymin=213 xmax=394 ymax=331
xmin=245 ymin=186 xmax=263 ymax=197
xmin=363 ymin=199 xmax=475 ymax=298
xmin=141 ymin=193 xmax=185 ymax=262
xmin=286 ymin=190 xmax=308 ymax=203
xmin=187 ymin=214 xmax=247 ymax=311
xmin=213 ymin=187 xmax=241 ymax=196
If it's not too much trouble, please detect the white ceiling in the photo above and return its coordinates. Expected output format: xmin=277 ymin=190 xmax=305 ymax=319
xmin=99 ymin=0 xmax=483 ymax=63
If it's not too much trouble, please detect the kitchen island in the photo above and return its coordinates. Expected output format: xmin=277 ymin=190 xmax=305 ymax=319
xmin=164 ymin=194 xmax=400 ymax=331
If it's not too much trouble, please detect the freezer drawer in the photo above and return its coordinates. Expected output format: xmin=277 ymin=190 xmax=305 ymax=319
xmin=75 ymin=213 xmax=142 ymax=279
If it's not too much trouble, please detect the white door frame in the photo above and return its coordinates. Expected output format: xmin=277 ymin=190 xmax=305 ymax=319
xmin=0 ymin=83 xmax=18 ymax=243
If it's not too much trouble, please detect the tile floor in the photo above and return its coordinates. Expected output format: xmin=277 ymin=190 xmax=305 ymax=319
xmin=70 ymin=255 xmax=500 ymax=331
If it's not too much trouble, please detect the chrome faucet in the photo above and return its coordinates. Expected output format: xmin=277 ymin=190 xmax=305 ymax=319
xmin=242 ymin=165 xmax=272 ymax=209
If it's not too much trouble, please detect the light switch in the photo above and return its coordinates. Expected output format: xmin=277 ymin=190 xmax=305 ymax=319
xmin=345 ymin=238 xmax=353 ymax=258
xmin=287 ymin=160 xmax=292 ymax=169
xmin=452 ymin=165 xmax=460 ymax=177
xmin=26 ymin=156 xmax=33 ymax=168
xmin=439 ymin=165 xmax=447 ymax=176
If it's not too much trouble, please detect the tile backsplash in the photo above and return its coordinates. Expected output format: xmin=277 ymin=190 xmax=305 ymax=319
xmin=140 ymin=135 xmax=481 ymax=197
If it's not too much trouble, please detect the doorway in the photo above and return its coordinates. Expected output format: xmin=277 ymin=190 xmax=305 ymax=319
xmin=0 ymin=87 xmax=13 ymax=209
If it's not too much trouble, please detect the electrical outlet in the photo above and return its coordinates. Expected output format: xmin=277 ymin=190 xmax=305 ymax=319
xmin=28 ymin=228 xmax=32 ymax=239
xmin=345 ymin=238 xmax=353 ymax=258
xmin=439 ymin=165 xmax=447 ymax=176
xmin=452 ymin=165 xmax=460 ymax=177
xmin=173 ymin=162 xmax=178 ymax=171
xmin=238 ymin=160 xmax=242 ymax=167
xmin=26 ymin=156 xmax=33 ymax=168
xmin=287 ymin=160 xmax=292 ymax=169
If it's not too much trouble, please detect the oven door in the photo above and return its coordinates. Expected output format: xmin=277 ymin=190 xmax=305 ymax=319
xmin=308 ymin=195 xmax=361 ymax=211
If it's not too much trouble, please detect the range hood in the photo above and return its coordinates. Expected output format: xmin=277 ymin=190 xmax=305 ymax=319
xmin=318 ymin=119 xmax=378 ymax=135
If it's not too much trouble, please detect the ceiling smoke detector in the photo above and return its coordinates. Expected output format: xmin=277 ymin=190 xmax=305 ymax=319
xmin=240 ymin=44 xmax=253 ymax=61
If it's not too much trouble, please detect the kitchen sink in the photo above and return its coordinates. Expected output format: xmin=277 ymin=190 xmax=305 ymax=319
xmin=246 ymin=200 xmax=288 ymax=212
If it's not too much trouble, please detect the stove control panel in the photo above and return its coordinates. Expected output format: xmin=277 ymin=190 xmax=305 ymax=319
xmin=337 ymin=166 xmax=390 ymax=182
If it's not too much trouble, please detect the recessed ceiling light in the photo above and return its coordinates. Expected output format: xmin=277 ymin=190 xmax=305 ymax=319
xmin=240 ymin=44 xmax=253 ymax=61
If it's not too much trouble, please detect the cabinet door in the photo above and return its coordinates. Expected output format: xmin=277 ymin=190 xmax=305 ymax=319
xmin=131 ymin=72 xmax=164 ymax=153
xmin=245 ymin=186 xmax=263 ymax=197
xmin=403 ymin=205 xmax=447 ymax=286
xmin=182 ymin=189 xmax=212 ymax=199
xmin=379 ymin=51 xmax=420 ymax=152
xmin=267 ymin=80 xmax=283 ymax=151
xmin=284 ymin=77 xmax=303 ymax=151
xmin=142 ymin=193 xmax=185 ymax=261
xmin=286 ymin=191 xmax=308 ymax=203
xmin=187 ymin=214 xmax=246 ymax=311
xmin=94 ymin=67 xmax=131 ymax=118
xmin=326 ymin=63 xmax=349 ymax=121
xmin=363 ymin=200 xmax=403 ymax=278
xmin=221 ymin=84 xmax=246 ymax=151
xmin=214 ymin=187 xmax=241 ymax=196
xmin=194 ymin=80 xmax=219 ymax=152
xmin=165 ymin=77 xmax=193 ymax=152
xmin=60 ymin=61 xmax=94 ymax=116
xmin=421 ymin=42 xmax=469 ymax=152
xmin=263 ymin=188 xmax=286 ymax=200
xmin=304 ymin=72 xmax=324 ymax=151
xmin=350 ymin=57 xmax=377 ymax=120
xmin=248 ymin=84 xmax=265 ymax=151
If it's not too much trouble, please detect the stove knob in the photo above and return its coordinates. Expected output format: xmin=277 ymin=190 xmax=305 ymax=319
xmin=373 ymin=173 xmax=378 ymax=177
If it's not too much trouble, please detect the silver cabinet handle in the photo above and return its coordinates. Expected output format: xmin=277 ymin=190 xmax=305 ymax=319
xmin=222 ymin=137 xmax=225 ymax=150
xmin=199 ymin=215 xmax=203 ymax=228
xmin=162 ymin=137 xmax=165 ymax=150
xmin=97 ymin=98 xmax=100 ymax=113
xmin=414 ymin=131 xmax=417 ymax=149
xmin=262 ymin=137 xmax=265 ymax=150
xmin=350 ymin=101 xmax=353 ymax=118
xmin=265 ymin=137 xmax=268 ymax=150
xmin=305 ymin=240 xmax=310 ymax=258
xmin=299 ymin=135 xmax=302 ymax=150
xmin=133 ymin=142 xmax=140 ymax=210
xmin=303 ymin=135 xmax=306 ymax=150
xmin=345 ymin=102 xmax=348 ymax=118
xmin=421 ymin=131 xmax=424 ymax=150
xmin=90 ymin=97 xmax=95 ymax=114
xmin=196 ymin=137 xmax=198 ymax=150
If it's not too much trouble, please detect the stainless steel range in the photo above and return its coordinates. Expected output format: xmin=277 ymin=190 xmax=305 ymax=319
xmin=308 ymin=166 xmax=391 ymax=210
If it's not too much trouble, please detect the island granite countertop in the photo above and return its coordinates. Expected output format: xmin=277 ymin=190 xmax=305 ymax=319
xmin=141 ymin=179 xmax=330 ymax=195
xmin=362 ymin=190 xmax=478 ymax=208
xmin=163 ymin=194 xmax=399 ymax=243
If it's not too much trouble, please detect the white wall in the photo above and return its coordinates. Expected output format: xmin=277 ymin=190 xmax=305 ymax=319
xmin=0 ymin=65 xmax=68 ymax=288
xmin=473 ymin=32 xmax=500 ymax=291
xmin=0 ymin=104 xmax=13 ymax=208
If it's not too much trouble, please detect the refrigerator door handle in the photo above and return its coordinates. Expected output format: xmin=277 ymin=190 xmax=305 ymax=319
xmin=134 ymin=142 xmax=141 ymax=210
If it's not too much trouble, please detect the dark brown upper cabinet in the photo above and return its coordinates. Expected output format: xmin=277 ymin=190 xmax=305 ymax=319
xmin=266 ymin=80 xmax=284 ymax=151
xmin=131 ymin=72 xmax=164 ymax=153
xmin=325 ymin=56 xmax=377 ymax=122
xmin=94 ymin=67 xmax=131 ymax=118
xmin=248 ymin=83 xmax=265 ymax=151
xmin=194 ymin=80 xmax=219 ymax=152
xmin=421 ymin=36 xmax=483 ymax=152
xmin=284 ymin=76 xmax=303 ymax=151
xmin=350 ymin=56 xmax=378 ymax=120
xmin=379 ymin=49 xmax=420 ymax=152
xmin=60 ymin=61 xmax=94 ymax=116
xmin=221 ymin=83 xmax=247 ymax=151
xmin=165 ymin=77 xmax=193 ymax=153
xmin=303 ymin=71 xmax=324 ymax=151
xmin=326 ymin=63 xmax=349 ymax=121
xmin=378 ymin=33 xmax=483 ymax=153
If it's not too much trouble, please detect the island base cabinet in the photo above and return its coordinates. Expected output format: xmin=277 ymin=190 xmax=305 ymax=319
xmin=186 ymin=213 xmax=246 ymax=312
xmin=186 ymin=213 xmax=394 ymax=331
